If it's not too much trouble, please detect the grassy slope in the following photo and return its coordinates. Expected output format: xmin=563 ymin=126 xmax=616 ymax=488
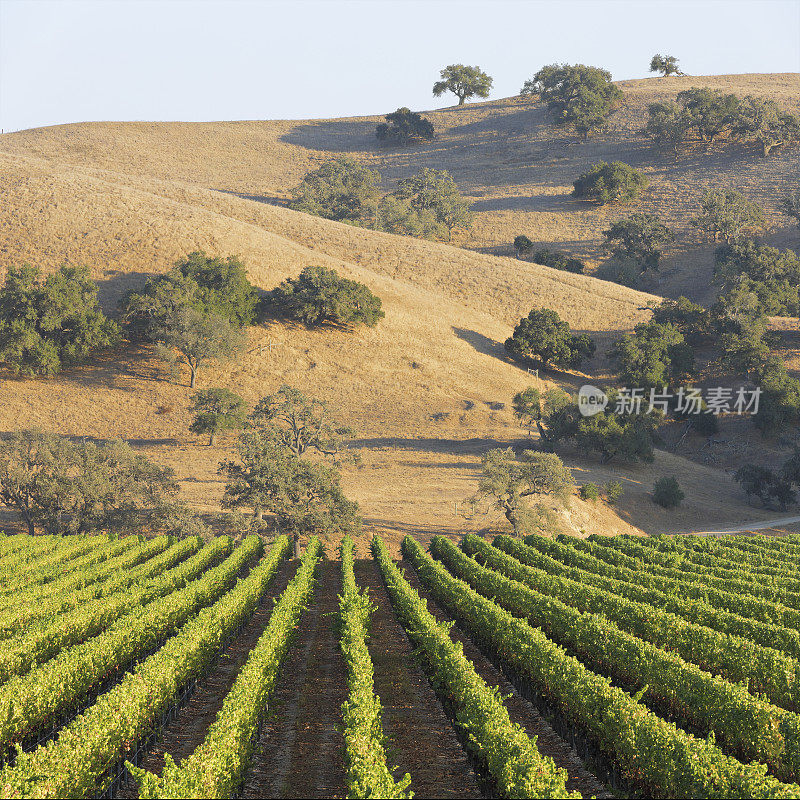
xmin=0 ymin=73 xmax=798 ymax=548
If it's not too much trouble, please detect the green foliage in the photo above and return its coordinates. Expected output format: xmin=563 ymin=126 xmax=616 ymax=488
xmin=268 ymin=266 xmax=384 ymax=328
xmin=0 ymin=431 xmax=179 ymax=535
xmin=574 ymin=402 xmax=662 ymax=464
xmin=432 ymin=64 xmax=493 ymax=105
xmin=715 ymin=240 xmax=800 ymax=317
xmin=0 ymin=264 xmax=119 ymax=376
xmin=513 ymin=234 xmax=534 ymax=257
xmin=389 ymin=167 xmax=473 ymax=240
xmin=531 ymin=248 xmax=585 ymax=273
xmin=189 ymin=387 xmax=247 ymax=445
xmin=130 ymin=539 xmax=318 ymax=800
xmin=572 ymin=161 xmax=648 ymax=204
xmin=220 ymin=431 xmax=361 ymax=541
xmin=753 ymin=354 xmax=800 ymax=437
xmin=782 ymin=189 xmax=800 ymax=228
xmin=643 ymin=100 xmax=688 ymax=156
xmin=652 ymin=476 xmax=684 ymax=508
xmin=677 ymin=87 xmax=741 ymax=144
xmin=652 ymin=296 xmax=711 ymax=345
xmin=474 ymin=448 xmax=574 ymax=536
xmin=522 ymin=64 xmax=624 ymax=136
xmin=249 ymin=384 xmax=355 ymax=458
xmin=154 ymin=307 xmax=246 ymax=388
xmin=376 ymin=536 xmax=577 ymax=798
xmin=611 ymin=321 xmax=694 ymax=388
xmin=579 ymin=482 xmax=600 ymax=501
xmin=174 ymin=252 xmax=259 ymax=327
xmin=603 ymin=479 xmax=624 ymax=505
xmin=505 ymin=308 xmax=595 ymax=369
xmin=733 ymin=96 xmax=800 ymax=156
xmin=692 ymin=188 xmax=765 ymax=244
xmin=735 ymin=464 xmax=796 ymax=511
xmin=289 ymin=157 xmax=381 ymax=223
xmin=376 ymin=107 xmax=434 ymax=144
xmin=512 ymin=386 xmax=542 ymax=435
xmin=649 ymin=54 xmax=680 ymax=77
xmin=339 ymin=538 xmax=413 ymax=799
xmin=602 ymin=214 xmax=674 ymax=270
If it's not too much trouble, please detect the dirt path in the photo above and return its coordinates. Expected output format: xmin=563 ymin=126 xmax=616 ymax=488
xmin=354 ymin=559 xmax=482 ymax=799
xmin=684 ymin=515 xmax=800 ymax=536
xmin=241 ymin=560 xmax=348 ymax=800
xmin=118 ymin=559 xmax=299 ymax=798
xmin=400 ymin=560 xmax=612 ymax=799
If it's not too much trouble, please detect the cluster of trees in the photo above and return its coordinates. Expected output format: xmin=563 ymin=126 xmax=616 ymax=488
xmin=644 ymin=89 xmax=800 ymax=157
xmin=289 ymin=158 xmax=473 ymax=242
xmin=0 ymin=431 xmax=185 ymax=535
xmin=513 ymin=385 xmax=662 ymax=465
xmin=218 ymin=385 xmax=361 ymax=547
xmin=0 ymin=264 xmax=119 ymax=376
xmin=268 ymin=266 xmax=384 ymax=328
xmin=735 ymin=451 xmax=800 ymax=510
xmin=572 ymin=161 xmax=648 ymax=204
xmin=120 ymin=252 xmax=257 ymax=388
xmin=521 ymin=64 xmax=623 ymax=136
xmin=512 ymin=240 xmax=585 ymax=273
xmin=505 ymin=308 xmax=595 ymax=369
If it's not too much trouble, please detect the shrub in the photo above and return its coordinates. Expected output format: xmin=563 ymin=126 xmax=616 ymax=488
xmin=603 ymin=480 xmax=624 ymax=505
xmin=513 ymin=235 xmax=534 ymax=257
xmin=610 ymin=321 xmax=694 ymax=389
xmin=579 ymin=483 xmax=600 ymax=501
xmin=505 ymin=308 xmax=595 ymax=369
xmin=653 ymin=476 xmax=684 ymax=508
xmin=376 ymin=108 xmax=434 ymax=145
xmin=268 ymin=266 xmax=384 ymax=329
xmin=572 ymin=162 xmax=648 ymax=204
xmin=0 ymin=264 xmax=119 ymax=376
xmin=532 ymin=248 xmax=585 ymax=273
xmin=522 ymin=64 xmax=623 ymax=136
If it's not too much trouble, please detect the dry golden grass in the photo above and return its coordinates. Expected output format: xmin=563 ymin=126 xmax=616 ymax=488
xmin=0 ymin=74 xmax=797 ymax=552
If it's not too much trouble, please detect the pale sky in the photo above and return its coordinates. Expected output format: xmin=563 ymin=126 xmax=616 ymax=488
xmin=1 ymin=0 xmax=798 ymax=132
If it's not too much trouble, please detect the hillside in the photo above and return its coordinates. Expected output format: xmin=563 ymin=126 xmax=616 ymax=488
xmin=1 ymin=73 xmax=798 ymax=547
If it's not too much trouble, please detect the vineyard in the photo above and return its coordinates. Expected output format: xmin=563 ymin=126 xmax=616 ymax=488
xmin=2 ymin=531 xmax=800 ymax=798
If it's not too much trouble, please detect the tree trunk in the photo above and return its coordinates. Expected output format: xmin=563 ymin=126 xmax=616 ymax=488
xmin=762 ymin=141 xmax=774 ymax=157
xmin=458 ymin=96 xmax=465 ymax=105
xmin=293 ymin=533 xmax=302 ymax=559
xmin=209 ymin=432 xmax=216 ymax=446
xmin=253 ymin=505 xmax=264 ymax=521
xmin=189 ymin=367 xmax=197 ymax=388
xmin=25 ymin=516 xmax=34 ymax=536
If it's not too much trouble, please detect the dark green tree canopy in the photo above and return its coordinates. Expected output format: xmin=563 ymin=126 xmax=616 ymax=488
xmin=513 ymin=235 xmax=534 ymax=257
xmin=611 ymin=320 xmax=695 ymax=389
xmin=602 ymin=214 xmax=674 ymax=270
xmin=691 ymin=189 xmax=765 ymax=244
xmin=653 ymin=476 xmax=684 ymax=508
xmin=189 ymin=387 xmax=248 ymax=445
xmin=268 ymin=266 xmax=384 ymax=328
xmin=0 ymin=264 xmax=119 ymax=377
xmin=522 ymin=64 xmax=623 ymax=135
xmin=572 ymin=161 xmax=648 ymax=204
xmin=649 ymin=54 xmax=681 ymax=77
xmin=289 ymin=157 xmax=382 ymax=223
xmin=433 ymin=64 xmax=493 ymax=105
xmin=735 ymin=464 xmax=796 ymax=510
xmin=651 ymin=297 xmax=711 ymax=345
xmin=0 ymin=431 xmax=178 ymax=535
xmin=505 ymin=308 xmax=595 ymax=369
xmin=676 ymin=88 xmax=740 ymax=144
xmin=782 ymin=189 xmax=800 ymax=228
xmin=642 ymin=100 xmax=689 ymax=155
xmin=733 ymin=96 xmax=800 ymax=156
xmin=376 ymin=108 xmax=435 ymax=144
